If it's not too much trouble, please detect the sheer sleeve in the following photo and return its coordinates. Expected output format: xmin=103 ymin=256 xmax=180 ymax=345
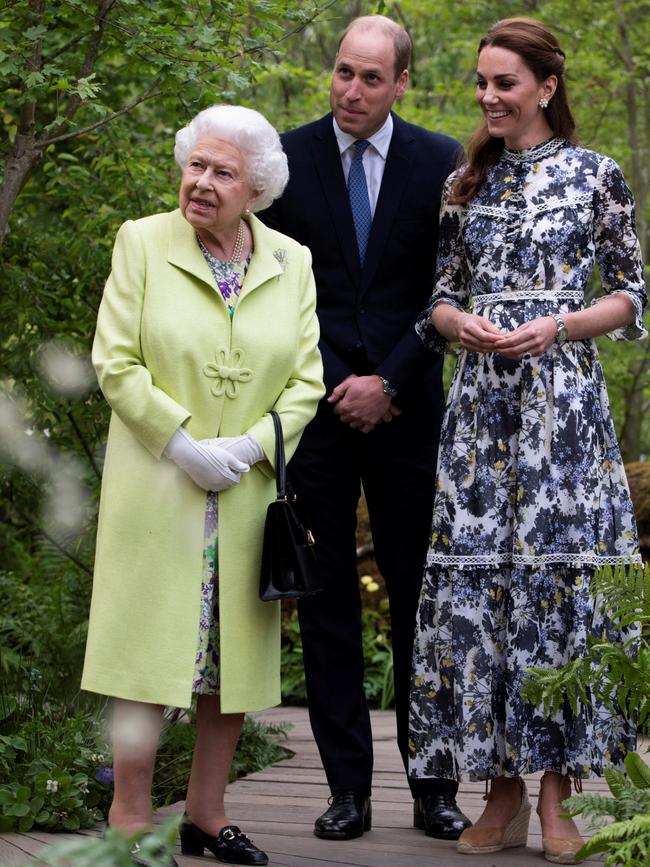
xmin=591 ymin=156 xmax=647 ymax=340
xmin=416 ymin=173 xmax=470 ymax=353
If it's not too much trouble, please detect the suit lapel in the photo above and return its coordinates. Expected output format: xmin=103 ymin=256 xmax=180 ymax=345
xmin=361 ymin=114 xmax=415 ymax=293
xmin=311 ymin=116 xmax=362 ymax=286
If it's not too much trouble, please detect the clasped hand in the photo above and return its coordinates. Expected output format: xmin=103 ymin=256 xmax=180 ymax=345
xmin=328 ymin=374 xmax=401 ymax=434
xmin=164 ymin=427 xmax=251 ymax=492
xmin=457 ymin=313 xmax=558 ymax=358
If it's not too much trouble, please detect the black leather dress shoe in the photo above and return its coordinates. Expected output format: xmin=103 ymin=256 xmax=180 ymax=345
xmin=413 ymin=793 xmax=472 ymax=840
xmin=179 ymin=819 xmax=268 ymax=865
xmin=314 ymin=791 xmax=372 ymax=839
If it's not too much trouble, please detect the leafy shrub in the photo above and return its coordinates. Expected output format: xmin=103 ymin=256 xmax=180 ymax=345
xmin=0 ymin=567 xmax=91 ymax=701
xmin=0 ymin=689 xmax=111 ymax=833
xmin=0 ymin=684 xmax=292 ymax=834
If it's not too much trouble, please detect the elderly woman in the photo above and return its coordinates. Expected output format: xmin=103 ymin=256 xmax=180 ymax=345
xmin=81 ymin=105 xmax=324 ymax=866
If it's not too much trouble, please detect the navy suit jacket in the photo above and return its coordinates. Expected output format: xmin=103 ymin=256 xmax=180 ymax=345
xmin=261 ymin=111 xmax=460 ymax=414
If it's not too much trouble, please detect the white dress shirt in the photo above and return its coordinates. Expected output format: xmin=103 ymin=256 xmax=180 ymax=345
xmin=333 ymin=114 xmax=393 ymax=218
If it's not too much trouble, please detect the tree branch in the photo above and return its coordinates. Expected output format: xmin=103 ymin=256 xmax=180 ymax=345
xmin=37 ymin=84 xmax=163 ymax=147
xmin=60 ymin=0 xmax=118 ymax=122
xmin=66 ymin=409 xmax=101 ymax=481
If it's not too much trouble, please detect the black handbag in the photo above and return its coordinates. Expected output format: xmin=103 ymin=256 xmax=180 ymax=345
xmin=259 ymin=411 xmax=324 ymax=601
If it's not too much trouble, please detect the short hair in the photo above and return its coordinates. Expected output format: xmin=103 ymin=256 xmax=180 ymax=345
xmin=174 ymin=105 xmax=289 ymax=211
xmin=338 ymin=15 xmax=411 ymax=80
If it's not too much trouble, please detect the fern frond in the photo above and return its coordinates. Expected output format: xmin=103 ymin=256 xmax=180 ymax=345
xmin=625 ymin=752 xmax=650 ymax=789
xmin=564 ymin=792 xmax=618 ymax=822
xmin=604 ymin=767 xmax=630 ymax=799
xmin=578 ymin=812 xmax=650 ymax=866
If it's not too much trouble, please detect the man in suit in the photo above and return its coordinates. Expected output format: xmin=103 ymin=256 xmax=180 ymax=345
xmin=261 ymin=14 xmax=470 ymax=841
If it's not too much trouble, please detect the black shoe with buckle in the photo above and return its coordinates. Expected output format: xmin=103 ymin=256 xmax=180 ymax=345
xmin=179 ymin=817 xmax=268 ymax=865
xmin=313 ymin=791 xmax=372 ymax=840
xmin=413 ymin=793 xmax=472 ymax=840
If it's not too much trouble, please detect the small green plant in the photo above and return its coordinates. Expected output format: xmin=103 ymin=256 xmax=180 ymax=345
xmin=564 ymin=753 xmax=650 ymax=865
xmin=32 ymin=816 xmax=181 ymax=866
xmin=0 ymin=678 xmax=112 ymax=833
xmin=522 ymin=562 xmax=650 ymax=865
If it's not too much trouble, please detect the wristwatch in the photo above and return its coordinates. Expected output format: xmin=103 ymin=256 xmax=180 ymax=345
xmin=377 ymin=376 xmax=398 ymax=398
xmin=552 ymin=314 xmax=569 ymax=345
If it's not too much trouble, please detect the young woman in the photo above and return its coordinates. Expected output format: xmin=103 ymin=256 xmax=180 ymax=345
xmin=409 ymin=18 xmax=645 ymax=864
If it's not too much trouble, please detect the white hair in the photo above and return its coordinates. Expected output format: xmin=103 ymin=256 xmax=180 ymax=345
xmin=174 ymin=105 xmax=289 ymax=211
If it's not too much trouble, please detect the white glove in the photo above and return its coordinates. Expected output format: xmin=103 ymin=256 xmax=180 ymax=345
xmin=201 ymin=434 xmax=265 ymax=466
xmin=164 ymin=426 xmax=249 ymax=491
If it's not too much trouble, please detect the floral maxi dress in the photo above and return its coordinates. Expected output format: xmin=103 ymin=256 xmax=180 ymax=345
xmin=408 ymin=138 xmax=647 ymax=783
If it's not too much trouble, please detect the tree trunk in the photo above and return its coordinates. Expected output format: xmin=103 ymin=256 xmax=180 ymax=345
xmin=615 ymin=0 xmax=649 ymax=462
xmin=0 ymin=126 xmax=42 ymax=245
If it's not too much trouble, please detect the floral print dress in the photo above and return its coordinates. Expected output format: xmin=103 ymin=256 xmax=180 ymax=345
xmin=192 ymin=241 xmax=249 ymax=694
xmin=409 ymin=138 xmax=647 ymax=782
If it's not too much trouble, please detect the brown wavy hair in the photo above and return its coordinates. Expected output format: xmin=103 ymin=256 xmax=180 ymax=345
xmin=450 ymin=18 xmax=577 ymax=205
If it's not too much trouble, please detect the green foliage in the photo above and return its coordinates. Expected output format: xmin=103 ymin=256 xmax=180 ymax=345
xmin=231 ymin=716 xmax=293 ymax=781
xmin=0 ymin=682 xmax=292 ymax=833
xmin=0 ymin=684 xmax=112 ymax=833
xmin=0 ymin=568 xmax=90 ymax=699
xmin=32 ymin=817 xmax=181 ymax=867
xmin=523 ymin=563 xmax=650 ymax=865
xmin=280 ymin=591 xmax=395 ymax=709
xmin=546 ymin=750 xmax=650 ymax=865
xmin=576 ymin=813 xmax=650 ymax=866
xmin=152 ymin=710 xmax=292 ymax=808
xmin=521 ymin=562 xmax=650 ymax=732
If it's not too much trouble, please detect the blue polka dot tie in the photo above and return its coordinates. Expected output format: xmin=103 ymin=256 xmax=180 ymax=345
xmin=348 ymin=139 xmax=372 ymax=266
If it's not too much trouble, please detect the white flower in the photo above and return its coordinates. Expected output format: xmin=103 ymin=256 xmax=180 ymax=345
xmin=79 ymin=782 xmax=89 ymax=794
xmin=46 ymin=779 xmax=59 ymax=793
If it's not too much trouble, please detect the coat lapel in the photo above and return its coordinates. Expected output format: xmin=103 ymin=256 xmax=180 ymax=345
xmin=361 ymin=114 xmax=415 ymax=294
xmin=166 ymin=209 xmax=216 ymax=289
xmin=311 ymin=115 xmax=362 ymax=286
xmin=166 ymin=209 xmax=283 ymax=296
xmin=241 ymin=214 xmax=284 ymax=295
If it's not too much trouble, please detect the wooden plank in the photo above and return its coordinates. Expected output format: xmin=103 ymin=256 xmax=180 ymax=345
xmin=0 ymin=835 xmax=33 ymax=866
xmin=5 ymin=709 xmax=644 ymax=866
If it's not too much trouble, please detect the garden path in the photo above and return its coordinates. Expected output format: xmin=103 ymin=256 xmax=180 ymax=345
xmin=2 ymin=706 xmax=640 ymax=866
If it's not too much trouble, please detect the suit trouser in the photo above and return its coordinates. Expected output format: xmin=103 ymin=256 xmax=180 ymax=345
xmin=291 ymin=401 xmax=457 ymax=798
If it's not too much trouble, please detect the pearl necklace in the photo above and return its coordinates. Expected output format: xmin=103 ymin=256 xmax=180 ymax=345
xmin=229 ymin=220 xmax=245 ymax=263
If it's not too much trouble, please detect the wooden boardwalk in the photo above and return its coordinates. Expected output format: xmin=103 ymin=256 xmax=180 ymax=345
xmin=1 ymin=706 xmax=628 ymax=866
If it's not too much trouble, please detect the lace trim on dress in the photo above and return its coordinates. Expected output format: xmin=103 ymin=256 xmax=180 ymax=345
xmin=468 ymin=193 xmax=593 ymax=222
xmin=426 ymin=551 xmax=643 ymax=568
xmin=502 ymin=137 xmax=567 ymax=164
xmin=472 ymin=289 xmax=584 ymax=307
xmin=590 ymin=290 xmax=649 ymax=341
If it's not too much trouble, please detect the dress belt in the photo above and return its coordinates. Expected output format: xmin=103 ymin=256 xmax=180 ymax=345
xmin=471 ymin=289 xmax=584 ymax=307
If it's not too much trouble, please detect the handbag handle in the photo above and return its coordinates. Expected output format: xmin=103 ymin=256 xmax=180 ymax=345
xmin=270 ymin=411 xmax=287 ymax=499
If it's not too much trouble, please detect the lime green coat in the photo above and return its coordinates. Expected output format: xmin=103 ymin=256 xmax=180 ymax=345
xmin=81 ymin=210 xmax=324 ymax=712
